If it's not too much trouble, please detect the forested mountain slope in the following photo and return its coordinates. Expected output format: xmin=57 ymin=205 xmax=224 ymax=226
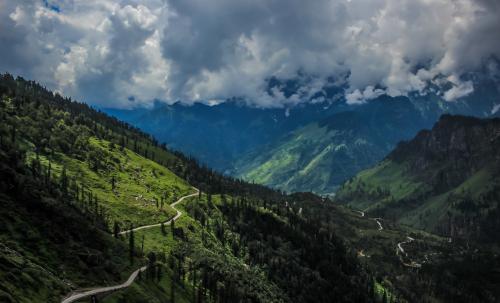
xmin=106 ymin=78 xmax=500 ymax=194
xmin=336 ymin=114 xmax=500 ymax=242
xmin=0 ymin=74 xmax=372 ymax=302
xmin=235 ymin=96 xmax=434 ymax=193
xmin=104 ymin=100 xmax=347 ymax=173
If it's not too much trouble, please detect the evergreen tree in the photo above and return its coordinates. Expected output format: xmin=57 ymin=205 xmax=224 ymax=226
xmin=113 ymin=221 xmax=120 ymax=238
xmin=382 ymin=290 xmax=388 ymax=303
xmin=129 ymin=227 xmax=135 ymax=265
xmin=170 ymin=278 xmax=175 ymax=303
xmin=157 ymin=264 xmax=162 ymax=282
xmin=147 ymin=252 xmax=157 ymax=280
xmin=171 ymin=218 xmax=175 ymax=239
xmin=59 ymin=166 xmax=68 ymax=196
xmin=161 ymin=222 xmax=166 ymax=235
xmin=11 ymin=124 xmax=16 ymax=143
xmin=141 ymin=234 xmax=145 ymax=255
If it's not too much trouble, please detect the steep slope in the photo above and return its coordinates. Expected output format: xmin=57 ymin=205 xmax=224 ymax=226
xmin=336 ymin=114 xmax=500 ymax=241
xmin=104 ymin=100 xmax=348 ymax=173
xmin=0 ymin=74 xmax=373 ymax=303
xmin=105 ymin=78 xmax=500 ymax=194
xmin=0 ymin=74 xmax=197 ymax=302
xmin=235 ymin=97 xmax=434 ymax=193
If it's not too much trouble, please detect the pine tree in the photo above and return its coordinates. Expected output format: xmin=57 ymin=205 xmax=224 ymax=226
xmin=119 ymin=135 xmax=125 ymax=150
xmin=382 ymin=290 xmax=388 ymax=303
xmin=59 ymin=166 xmax=68 ymax=196
xmin=129 ymin=227 xmax=135 ymax=265
xmin=170 ymin=278 xmax=175 ymax=303
xmin=10 ymin=125 xmax=16 ymax=142
xmin=147 ymin=252 xmax=157 ymax=280
xmin=171 ymin=218 xmax=175 ymax=239
xmin=141 ymin=234 xmax=145 ymax=255
xmin=192 ymin=265 xmax=197 ymax=303
xmin=156 ymin=264 xmax=162 ymax=282
xmin=161 ymin=222 xmax=166 ymax=235
xmin=113 ymin=221 xmax=120 ymax=238
xmin=47 ymin=161 xmax=52 ymax=185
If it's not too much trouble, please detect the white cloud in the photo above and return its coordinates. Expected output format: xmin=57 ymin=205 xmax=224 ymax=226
xmin=491 ymin=104 xmax=500 ymax=115
xmin=443 ymin=80 xmax=474 ymax=102
xmin=346 ymin=86 xmax=385 ymax=105
xmin=0 ymin=0 xmax=499 ymax=108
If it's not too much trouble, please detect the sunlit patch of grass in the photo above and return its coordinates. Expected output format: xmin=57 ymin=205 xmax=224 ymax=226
xmin=26 ymin=137 xmax=193 ymax=229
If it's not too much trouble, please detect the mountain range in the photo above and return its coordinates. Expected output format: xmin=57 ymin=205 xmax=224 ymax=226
xmin=2 ymin=74 xmax=500 ymax=302
xmin=0 ymin=74 xmax=372 ymax=303
xmin=336 ymin=114 xmax=500 ymax=242
xmin=105 ymin=77 xmax=500 ymax=194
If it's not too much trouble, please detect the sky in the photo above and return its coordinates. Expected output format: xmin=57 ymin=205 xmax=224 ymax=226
xmin=0 ymin=0 xmax=499 ymax=108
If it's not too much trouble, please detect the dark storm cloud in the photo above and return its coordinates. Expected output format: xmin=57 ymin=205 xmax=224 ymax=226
xmin=0 ymin=0 xmax=499 ymax=107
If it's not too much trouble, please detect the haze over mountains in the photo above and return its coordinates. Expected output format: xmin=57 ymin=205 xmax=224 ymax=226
xmin=106 ymin=76 xmax=500 ymax=193
xmin=2 ymin=0 xmax=500 ymax=302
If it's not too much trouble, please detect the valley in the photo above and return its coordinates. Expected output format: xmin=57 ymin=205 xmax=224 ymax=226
xmin=2 ymin=1 xmax=500 ymax=301
xmin=1 ymin=74 xmax=499 ymax=303
xmin=106 ymin=78 xmax=500 ymax=195
xmin=0 ymin=75 xmax=373 ymax=302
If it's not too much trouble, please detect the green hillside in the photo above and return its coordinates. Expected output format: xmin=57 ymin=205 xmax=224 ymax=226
xmin=236 ymin=122 xmax=384 ymax=194
xmin=3 ymin=73 xmax=499 ymax=303
xmin=336 ymin=115 xmax=500 ymax=242
xmin=26 ymin=136 xmax=193 ymax=230
xmin=236 ymin=99 xmax=432 ymax=194
xmin=0 ymin=74 xmax=373 ymax=303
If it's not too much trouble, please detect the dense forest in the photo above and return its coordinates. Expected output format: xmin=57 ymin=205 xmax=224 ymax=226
xmin=0 ymin=74 xmax=376 ymax=302
xmin=335 ymin=114 xmax=500 ymax=242
xmin=3 ymin=73 xmax=499 ymax=303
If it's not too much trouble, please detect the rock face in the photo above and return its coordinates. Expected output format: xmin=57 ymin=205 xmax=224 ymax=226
xmin=389 ymin=115 xmax=500 ymax=194
xmin=336 ymin=114 xmax=500 ymax=241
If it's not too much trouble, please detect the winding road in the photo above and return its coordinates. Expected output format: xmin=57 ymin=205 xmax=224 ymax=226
xmin=61 ymin=188 xmax=199 ymax=303
xmin=119 ymin=190 xmax=199 ymax=235
xmin=396 ymin=237 xmax=422 ymax=268
xmin=355 ymin=210 xmax=365 ymax=217
xmin=354 ymin=209 xmax=423 ymax=268
xmin=372 ymin=218 xmax=383 ymax=231
xmin=353 ymin=209 xmax=382 ymax=230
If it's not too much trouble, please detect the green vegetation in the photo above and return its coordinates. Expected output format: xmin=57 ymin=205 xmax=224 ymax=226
xmin=236 ymin=101 xmax=431 ymax=194
xmin=3 ymin=73 xmax=499 ymax=303
xmin=0 ymin=74 xmax=373 ymax=302
xmin=336 ymin=159 xmax=426 ymax=213
xmin=336 ymin=115 xmax=500 ymax=242
xmin=0 ymin=138 xmax=136 ymax=302
xmin=26 ymin=136 xmax=192 ymax=229
xmin=335 ymin=115 xmax=500 ymax=302
xmin=236 ymin=122 xmax=384 ymax=194
xmin=103 ymin=263 xmax=194 ymax=303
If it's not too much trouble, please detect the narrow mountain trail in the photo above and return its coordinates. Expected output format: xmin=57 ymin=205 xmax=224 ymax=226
xmin=371 ymin=217 xmax=383 ymax=231
xmin=119 ymin=189 xmax=199 ymax=235
xmin=353 ymin=209 xmax=382 ymax=230
xmin=61 ymin=188 xmax=199 ymax=303
xmin=355 ymin=210 xmax=365 ymax=217
xmin=354 ymin=209 xmax=424 ymax=268
xmin=61 ymin=266 xmax=147 ymax=303
xmin=396 ymin=236 xmax=422 ymax=268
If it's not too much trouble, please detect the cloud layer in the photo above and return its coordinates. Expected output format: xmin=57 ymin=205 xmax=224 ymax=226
xmin=1 ymin=0 xmax=499 ymax=107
